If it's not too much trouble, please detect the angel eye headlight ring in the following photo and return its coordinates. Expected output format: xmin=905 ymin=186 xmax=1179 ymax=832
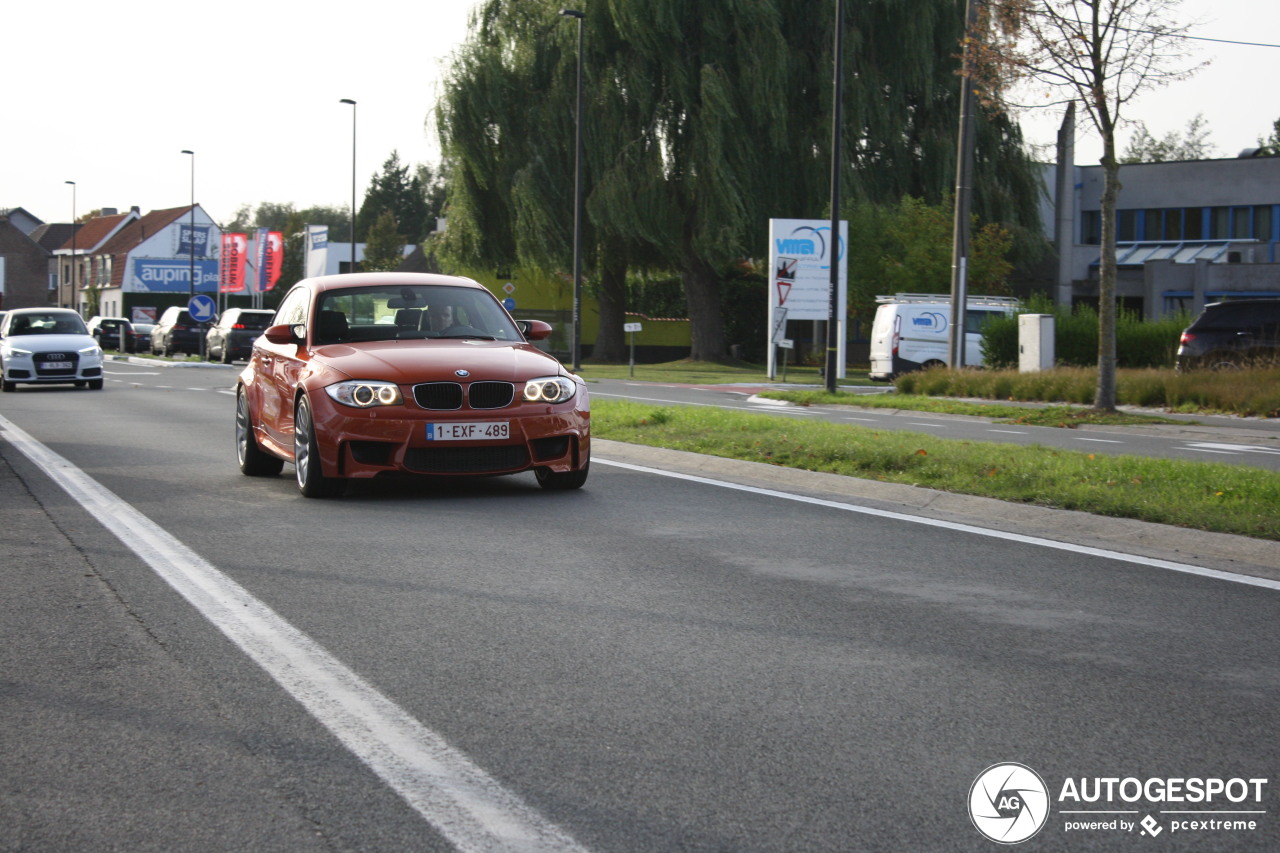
xmin=326 ymin=380 xmax=404 ymax=408
xmin=523 ymin=376 xmax=576 ymax=404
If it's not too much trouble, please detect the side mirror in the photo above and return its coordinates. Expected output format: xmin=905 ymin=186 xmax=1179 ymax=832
xmin=517 ymin=319 xmax=553 ymax=341
xmin=263 ymin=323 xmax=304 ymax=345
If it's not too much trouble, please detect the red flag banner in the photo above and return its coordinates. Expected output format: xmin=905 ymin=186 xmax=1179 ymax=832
xmin=220 ymin=233 xmax=248 ymax=293
xmin=264 ymin=231 xmax=284 ymax=290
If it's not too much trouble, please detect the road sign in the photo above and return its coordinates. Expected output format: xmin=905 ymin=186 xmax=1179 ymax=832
xmin=778 ymin=339 xmax=794 ymax=350
xmin=188 ymin=294 xmax=217 ymax=323
xmin=503 ymin=297 xmax=516 ymax=310
xmin=623 ymin=322 xmax=642 ymax=333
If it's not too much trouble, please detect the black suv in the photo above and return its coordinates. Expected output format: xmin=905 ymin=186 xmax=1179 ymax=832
xmin=1176 ymin=299 xmax=1280 ymax=370
xmin=151 ymin=307 xmax=203 ymax=357
xmin=205 ymin=308 xmax=274 ymax=363
xmin=86 ymin=316 xmax=136 ymax=353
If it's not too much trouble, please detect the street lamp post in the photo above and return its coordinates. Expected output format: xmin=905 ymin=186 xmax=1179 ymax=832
xmin=826 ymin=0 xmax=844 ymax=394
xmin=340 ymin=98 xmax=357 ymax=272
xmin=65 ymin=181 xmax=76 ymax=310
xmin=181 ymin=150 xmax=195 ymax=300
xmin=181 ymin=149 xmax=204 ymax=358
xmin=559 ymin=9 xmax=584 ymax=372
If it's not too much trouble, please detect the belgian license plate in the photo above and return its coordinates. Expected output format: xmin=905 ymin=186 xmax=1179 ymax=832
xmin=44 ymin=362 xmax=73 ymax=370
xmin=427 ymin=421 xmax=510 ymax=441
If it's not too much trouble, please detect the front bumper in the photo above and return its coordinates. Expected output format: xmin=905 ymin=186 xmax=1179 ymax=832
xmin=3 ymin=353 xmax=104 ymax=385
xmin=309 ymin=397 xmax=590 ymax=480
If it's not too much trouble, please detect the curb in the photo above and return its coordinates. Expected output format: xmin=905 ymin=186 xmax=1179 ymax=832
xmin=593 ymin=439 xmax=1280 ymax=581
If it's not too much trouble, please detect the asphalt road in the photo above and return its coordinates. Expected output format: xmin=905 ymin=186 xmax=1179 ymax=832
xmin=586 ymin=378 xmax=1280 ymax=471
xmin=1 ymin=359 xmax=1277 ymax=851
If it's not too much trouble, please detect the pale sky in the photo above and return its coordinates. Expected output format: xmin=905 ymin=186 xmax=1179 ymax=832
xmin=6 ymin=0 xmax=1277 ymax=230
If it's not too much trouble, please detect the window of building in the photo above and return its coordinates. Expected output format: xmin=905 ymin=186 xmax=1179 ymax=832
xmin=1184 ymin=208 xmax=1205 ymax=240
xmin=1209 ymin=207 xmax=1231 ymax=239
xmin=1081 ymin=211 xmax=1101 ymax=245
xmin=1116 ymin=209 xmax=1138 ymax=242
xmin=1253 ymin=205 xmax=1273 ymax=241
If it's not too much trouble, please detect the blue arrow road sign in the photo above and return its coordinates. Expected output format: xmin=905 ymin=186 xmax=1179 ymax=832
xmin=188 ymin=294 xmax=217 ymax=323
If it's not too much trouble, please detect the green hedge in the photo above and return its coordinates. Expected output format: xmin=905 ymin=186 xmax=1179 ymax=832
xmin=981 ymin=295 xmax=1191 ymax=369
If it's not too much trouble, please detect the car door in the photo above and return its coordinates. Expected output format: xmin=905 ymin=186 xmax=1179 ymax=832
xmin=254 ymin=287 xmax=311 ymax=451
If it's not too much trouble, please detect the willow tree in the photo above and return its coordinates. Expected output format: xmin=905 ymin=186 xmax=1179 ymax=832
xmin=436 ymin=2 xmax=547 ymax=277
xmin=607 ymin=0 xmax=1041 ymax=359
xmin=977 ymin=0 xmax=1201 ymax=410
xmin=438 ymin=1 xmax=632 ymax=360
xmin=439 ymin=0 xmax=1045 ymax=363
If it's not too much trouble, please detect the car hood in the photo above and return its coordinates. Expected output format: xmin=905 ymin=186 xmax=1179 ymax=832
xmin=311 ymin=339 xmax=569 ymax=384
xmin=2 ymin=333 xmax=99 ymax=352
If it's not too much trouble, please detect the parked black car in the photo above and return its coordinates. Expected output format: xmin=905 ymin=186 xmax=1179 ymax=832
xmin=150 ymin=307 xmax=203 ymax=357
xmin=1176 ymin=299 xmax=1280 ymax=370
xmin=206 ymin=308 xmax=274 ymax=363
xmin=86 ymin=316 xmax=137 ymax=353
xmin=131 ymin=322 xmax=155 ymax=353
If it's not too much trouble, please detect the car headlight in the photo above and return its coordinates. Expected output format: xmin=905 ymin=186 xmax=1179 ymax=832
xmin=2 ymin=346 xmax=33 ymax=358
xmin=325 ymin=380 xmax=404 ymax=408
xmin=79 ymin=345 xmax=102 ymax=357
xmin=523 ymin=375 xmax=577 ymax=403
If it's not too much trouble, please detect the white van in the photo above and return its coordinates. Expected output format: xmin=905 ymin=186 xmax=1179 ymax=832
xmin=868 ymin=293 xmax=1018 ymax=381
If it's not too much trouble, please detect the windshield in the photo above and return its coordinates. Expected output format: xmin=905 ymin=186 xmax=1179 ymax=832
xmin=314 ymin=284 xmax=522 ymax=345
xmin=6 ymin=312 xmax=89 ymax=336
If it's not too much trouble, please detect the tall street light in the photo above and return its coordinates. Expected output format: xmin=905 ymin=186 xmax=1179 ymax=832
xmin=826 ymin=0 xmax=844 ymax=394
xmin=181 ymin=150 xmax=195 ymax=299
xmin=65 ymin=181 xmax=76 ymax=310
xmin=559 ymin=9 xmax=584 ymax=371
xmin=340 ymin=98 xmax=358 ymax=272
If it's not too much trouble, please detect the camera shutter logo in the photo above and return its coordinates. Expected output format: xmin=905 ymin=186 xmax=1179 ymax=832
xmin=969 ymin=763 xmax=1050 ymax=844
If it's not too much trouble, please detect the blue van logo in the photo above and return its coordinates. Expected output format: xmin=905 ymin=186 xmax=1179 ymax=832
xmin=912 ymin=312 xmax=949 ymax=332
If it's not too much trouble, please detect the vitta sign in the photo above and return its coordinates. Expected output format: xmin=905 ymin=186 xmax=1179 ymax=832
xmin=767 ymin=218 xmax=848 ymax=379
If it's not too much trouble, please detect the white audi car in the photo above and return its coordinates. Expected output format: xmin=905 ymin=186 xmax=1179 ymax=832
xmin=0 ymin=308 xmax=105 ymax=392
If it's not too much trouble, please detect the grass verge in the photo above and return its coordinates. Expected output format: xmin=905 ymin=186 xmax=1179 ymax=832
xmin=592 ymin=399 xmax=1280 ymax=541
xmin=756 ymin=390 xmax=1189 ymax=428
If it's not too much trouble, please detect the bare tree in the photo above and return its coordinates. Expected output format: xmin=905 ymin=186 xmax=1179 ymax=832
xmin=980 ymin=0 xmax=1203 ymax=410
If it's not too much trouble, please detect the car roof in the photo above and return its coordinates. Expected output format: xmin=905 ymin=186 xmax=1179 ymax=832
xmin=8 ymin=307 xmax=81 ymax=316
xmin=299 ymin=272 xmax=488 ymax=295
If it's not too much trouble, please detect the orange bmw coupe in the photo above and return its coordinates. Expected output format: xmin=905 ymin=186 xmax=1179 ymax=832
xmin=236 ymin=273 xmax=590 ymax=497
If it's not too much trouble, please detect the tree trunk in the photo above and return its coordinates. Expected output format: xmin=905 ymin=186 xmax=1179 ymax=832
xmin=681 ymin=252 xmax=727 ymax=362
xmin=1094 ymin=147 xmax=1121 ymax=412
xmin=591 ymin=246 xmax=628 ymax=363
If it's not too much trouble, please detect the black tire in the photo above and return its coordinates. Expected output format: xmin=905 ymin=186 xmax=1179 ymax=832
xmin=87 ymin=379 xmax=104 ymax=390
xmin=236 ymin=388 xmax=284 ymax=476
xmin=2 ymin=379 xmax=15 ymax=393
xmin=535 ymin=462 xmax=589 ymax=491
xmin=294 ymin=394 xmax=345 ymax=498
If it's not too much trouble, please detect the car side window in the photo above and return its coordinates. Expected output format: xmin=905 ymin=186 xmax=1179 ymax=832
xmin=274 ymin=289 xmax=310 ymax=328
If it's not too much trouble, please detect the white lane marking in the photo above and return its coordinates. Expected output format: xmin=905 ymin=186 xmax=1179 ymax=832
xmin=987 ymin=429 xmax=1028 ymax=435
xmin=906 ymin=422 xmax=947 ymax=428
xmin=591 ymin=391 xmax=724 ymax=409
xmin=0 ymin=414 xmax=589 ymax=853
xmin=1075 ymin=438 xmax=1123 ymax=444
xmin=595 ymin=457 xmax=1280 ymax=592
xmin=1186 ymin=442 xmax=1280 ymax=456
xmin=843 ymin=417 xmax=880 ymax=423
